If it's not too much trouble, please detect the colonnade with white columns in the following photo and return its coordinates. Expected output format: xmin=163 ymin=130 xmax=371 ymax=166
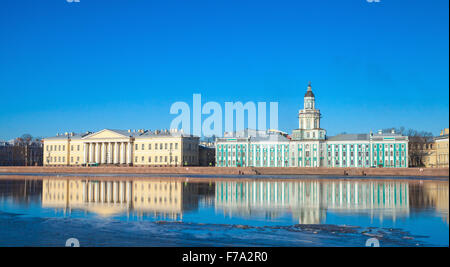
xmin=83 ymin=180 xmax=132 ymax=204
xmin=83 ymin=141 xmax=132 ymax=165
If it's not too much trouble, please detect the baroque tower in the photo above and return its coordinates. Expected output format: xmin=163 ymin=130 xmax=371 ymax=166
xmin=292 ymin=82 xmax=326 ymax=140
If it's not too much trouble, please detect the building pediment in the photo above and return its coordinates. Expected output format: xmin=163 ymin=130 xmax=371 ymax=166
xmin=83 ymin=129 xmax=130 ymax=140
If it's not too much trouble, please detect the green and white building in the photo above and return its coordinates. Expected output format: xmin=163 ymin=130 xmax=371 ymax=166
xmin=215 ymin=83 xmax=409 ymax=168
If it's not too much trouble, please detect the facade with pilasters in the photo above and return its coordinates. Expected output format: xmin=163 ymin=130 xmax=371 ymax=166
xmin=43 ymin=129 xmax=199 ymax=166
xmin=216 ymin=83 xmax=409 ymax=168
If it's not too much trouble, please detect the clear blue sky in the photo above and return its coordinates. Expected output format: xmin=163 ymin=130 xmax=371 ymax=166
xmin=0 ymin=0 xmax=448 ymax=140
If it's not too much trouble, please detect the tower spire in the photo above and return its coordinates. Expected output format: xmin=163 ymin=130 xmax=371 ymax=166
xmin=304 ymin=81 xmax=315 ymax=97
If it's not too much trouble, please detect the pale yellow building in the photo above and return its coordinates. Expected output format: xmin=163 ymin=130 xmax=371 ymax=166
xmin=435 ymin=128 xmax=449 ymax=168
xmin=43 ymin=129 xmax=199 ymax=166
xmin=423 ymin=142 xmax=437 ymax=168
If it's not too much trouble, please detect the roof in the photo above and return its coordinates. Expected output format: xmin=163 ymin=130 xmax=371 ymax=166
xmin=304 ymin=83 xmax=315 ymax=97
xmin=304 ymin=90 xmax=315 ymax=97
xmin=218 ymin=129 xmax=290 ymax=142
xmin=44 ymin=129 xmax=198 ymax=141
xmin=435 ymin=134 xmax=449 ymax=141
xmin=327 ymin=134 xmax=369 ymax=141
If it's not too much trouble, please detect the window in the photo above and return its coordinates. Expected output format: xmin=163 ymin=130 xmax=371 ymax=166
xmin=175 ymin=143 xmax=178 ymax=149
xmin=148 ymin=144 xmax=151 ymax=150
xmin=142 ymin=144 xmax=145 ymax=150
xmin=155 ymin=156 xmax=158 ymax=162
xmin=155 ymin=143 xmax=158 ymax=150
xmin=135 ymin=156 xmax=138 ymax=162
xmin=135 ymin=144 xmax=138 ymax=150
xmin=165 ymin=143 xmax=168 ymax=150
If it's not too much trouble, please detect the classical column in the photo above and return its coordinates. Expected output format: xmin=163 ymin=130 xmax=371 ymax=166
xmin=120 ymin=142 xmax=126 ymax=165
xmin=114 ymin=142 xmax=120 ymax=164
xmin=101 ymin=143 xmax=107 ymax=164
xmin=89 ymin=143 xmax=94 ymax=163
xmin=107 ymin=142 xmax=112 ymax=164
xmin=127 ymin=142 xmax=132 ymax=165
xmin=95 ymin=143 xmax=100 ymax=163
xmin=83 ymin=143 xmax=87 ymax=164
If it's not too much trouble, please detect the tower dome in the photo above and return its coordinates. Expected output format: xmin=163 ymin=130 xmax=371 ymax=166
xmin=304 ymin=81 xmax=315 ymax=97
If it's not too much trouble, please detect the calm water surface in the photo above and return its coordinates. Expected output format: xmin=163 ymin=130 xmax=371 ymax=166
xmin=0 ymin=175 xmax=448 ymax=247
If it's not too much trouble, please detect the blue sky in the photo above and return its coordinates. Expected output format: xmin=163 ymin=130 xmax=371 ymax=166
xmin=0 ymin=0 xmax=448 ymax=140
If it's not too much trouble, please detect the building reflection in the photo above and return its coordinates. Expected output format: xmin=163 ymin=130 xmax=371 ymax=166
xmin=215 ymin=180 xmax=415 ymax=224
xmin=41 ymin=178 xmax=206 ymax=220
xmin=4 ymin=177 xmax=445 ymax=225
xmin=409 ymin=181 xmax=449 ymax=224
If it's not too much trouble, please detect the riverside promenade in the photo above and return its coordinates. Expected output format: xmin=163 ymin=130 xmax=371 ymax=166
xmin=0 ymin=166 xmax=448 ymax=177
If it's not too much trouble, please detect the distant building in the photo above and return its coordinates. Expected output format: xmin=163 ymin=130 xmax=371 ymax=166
xmin=42 ymin=129 xmax=199 ymax=166
xmin=435 ymin=128 xmax=449 ymax=168
xmin=421 ymin=128 xmax=448 ymax=168
xmin=199 ymin=144 xmax=216 ymax=166
xmin=0 ymin=139 xmax=43 ymax=166
xmin=215 ymin=82 xmax=409 ymax=168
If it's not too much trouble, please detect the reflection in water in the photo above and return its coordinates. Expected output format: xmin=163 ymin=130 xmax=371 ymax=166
xmin=0 ymin=177 xmax=447 ymax=225
xmin=215 ymin=180 xmax=413 ymax=224
xmin=0 ymin=177 xmax=448 ymax=247
xmin=41 ymin=179 xmax=214 ymax=220
xmin=409 ymin=181 xmax=449 ymax=224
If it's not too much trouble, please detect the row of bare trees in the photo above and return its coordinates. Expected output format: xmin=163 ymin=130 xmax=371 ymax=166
xmin=0 ymin=134 xmax=43 ymax=166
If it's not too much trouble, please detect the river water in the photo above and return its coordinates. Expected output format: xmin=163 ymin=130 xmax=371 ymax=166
xmin=0 ymin=174 xmax=448 ymax=247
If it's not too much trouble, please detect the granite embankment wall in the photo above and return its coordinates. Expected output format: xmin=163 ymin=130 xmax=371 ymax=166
xmin=0 ymin=166 xmax=448 ymax=177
